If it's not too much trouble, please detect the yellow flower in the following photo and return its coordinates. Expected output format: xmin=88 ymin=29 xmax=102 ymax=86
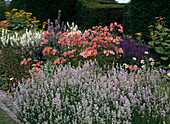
xmin=31 ymin=20 xmax=40 ymax=23
xmin=5 ymin=12 xmax=11 ymax=17
xmin=1 ymin=20 xmax=8 ymax=23
xmin=169 ymin=64 xmax=170 ymax=68
xmin=148 ymin=25 xmax=153 ymax=28
xmin=19 ymin=10 xmax=24 ymax=13
xmin=168 ymin=72 xmax=170 ymax=77
xmin=11 ymin=8 xmax=18 ymax=12
xmin=152 ymin=33 xmax=158 ymax=40
xmin=26 ymin=12 xmax=32 ymax=16
xmin=129 ymin=36 xmax=132 ymax=38
xmin=160 ymin=18 xmax=163 ymax=20
xmin=33 ymin=16 xmax=37 ymax=20
xmin=155 ymin=17 xmax=159 ymax=19
xmin=135 ymin=32 xmax=142 ymax=36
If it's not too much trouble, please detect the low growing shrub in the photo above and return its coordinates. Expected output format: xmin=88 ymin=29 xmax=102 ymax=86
xmin=13 ymin=60 xmax=169 ymax=123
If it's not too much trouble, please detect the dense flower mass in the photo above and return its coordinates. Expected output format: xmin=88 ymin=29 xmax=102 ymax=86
xmin=0 ymin=9 xmax=169 ymax=124
xmin=13 ymin=60 xmax=169 ymax=123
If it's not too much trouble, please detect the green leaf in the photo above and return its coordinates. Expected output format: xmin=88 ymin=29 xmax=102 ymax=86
xmin=161 ymin=42 xmax=170 ymax=47
xmin=156 ymin=24 xmax=162 ymax=30
xmin=165 ymin=52 xmax=170 ymax=55
xmin=155 ymin=41 xmax=160 ymax=44
xmin=163 ymin=28 xmax=169 ymax=32
xmin=160 ymin=56 xmax=169 ymax=60
xmin=155 ymin=47 xmax=166 ymax=54
xmin=159 ymin=32 xmax=168 ymax=37
xmin=150 ymin=31 xmax=154 ymax=36
xmin=160 ymin=65 xmax=169 ymax=69
xmin=154 ymin=31 xmax=160 ymax=35
xmin=164 ymin=47 xmax=170 ymax=50
xmin=148 ymin=41 xmax=154 ymax=46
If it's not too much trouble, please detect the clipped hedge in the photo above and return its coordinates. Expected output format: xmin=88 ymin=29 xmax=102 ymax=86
xmin=9 ymin=0 xmax=78 ymax=25
xmin=75 ymin=0 xmax=124 ymax=30
xmin=0 ymin=4 xmax=9 ymax=21
xmin=128 ymin=0 xmax=170 ymax=42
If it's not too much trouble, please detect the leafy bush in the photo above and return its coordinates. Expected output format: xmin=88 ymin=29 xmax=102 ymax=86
xmin=0 ymin=28 xmax=44 ymax=91
xmin=0 ymin=45 xmax=31 ymax=91
xmin=13 ymin=60 xmax=169 ymax=123
xmin=4 ymin=8 xmax=41 ymax=35
xmin=148 ymin=17 xmax=170 ymax=70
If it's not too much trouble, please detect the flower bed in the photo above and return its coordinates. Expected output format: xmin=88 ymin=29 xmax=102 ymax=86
xmin=0 ymin=9 xmax=169 ymax=123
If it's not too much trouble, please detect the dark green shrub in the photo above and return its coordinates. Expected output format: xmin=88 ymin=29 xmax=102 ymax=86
xmin=9 ymin=0 xmax=78 ymax=26
xmin=76 ymin=0 xmax=124 ymax=30
xmin=129 ymin=0 xmax=170 ymax=42
xmin=8 ymin=0 xmax=27 ymax=11
xmin=0 ymin=4 xmax=9 ymax=21
xmin=122 ymin=3 xmax=132 ymax=35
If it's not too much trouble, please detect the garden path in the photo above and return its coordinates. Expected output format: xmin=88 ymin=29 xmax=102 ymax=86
xmin=0 ymin=90 xmax=20 ymax=124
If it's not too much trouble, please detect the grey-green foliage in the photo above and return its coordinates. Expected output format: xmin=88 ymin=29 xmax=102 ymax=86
xmin=13 ymin=60 xmax=169 ymax=123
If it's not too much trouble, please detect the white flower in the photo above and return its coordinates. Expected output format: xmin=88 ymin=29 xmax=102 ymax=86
xmin=149 ymin=58 xmax=154 ymax=61
xmin=144 ymin=51 xmax=149 ymax=54
xmin=141 ymin=65 xmax=145 ymax=68
xmin=141 ymin=60 xmax=145 ymax=64
xmin=10 ymin=77 xmax=14 ymax=80
xmin=132 ymin=57 xmax=136 ymax=61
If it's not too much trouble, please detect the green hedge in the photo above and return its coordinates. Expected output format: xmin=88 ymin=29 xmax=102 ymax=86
xmin=9 ymin=0 xmax=78 ymax=25
xmin=0 ymin=4 xmax=9 ymax=21
xmin=75 ymin=0 xmax=124 ymax=30
xmin=127 ymin=0 xmax=170 ymax=42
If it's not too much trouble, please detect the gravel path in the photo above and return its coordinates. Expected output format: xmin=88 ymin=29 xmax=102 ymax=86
xmin=0 ymin=90 xmax=20 ymax=124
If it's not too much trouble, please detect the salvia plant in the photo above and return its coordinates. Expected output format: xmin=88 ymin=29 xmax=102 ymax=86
xmin=12 ymin=60 xmax=169 ymax=124
xmin=118 ymin=37 xmax=154 ymax=70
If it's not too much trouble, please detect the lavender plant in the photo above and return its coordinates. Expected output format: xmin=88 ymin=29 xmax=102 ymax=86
xmin=13 ymin=60 xmax=169 ymax=124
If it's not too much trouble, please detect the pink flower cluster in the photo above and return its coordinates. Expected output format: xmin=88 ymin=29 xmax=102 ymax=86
xmin=40 ymin=30 xmax=54 ymax=46
xmin=34 ymin=61 xmax=43 ymax=67
xmin=80 ymin=47 xmax=98 ymax=58
xmin=42 ymin=47 xmax=52 ymax=56
xmin=20 ymin=58 xmax=32 ymax=65
xmin=103 ymin=49 xmax=115 ymax=56
xmin=63 ymin=49 xmax=77 ymax=58
xmin=124 ymin=64 xmax=138 ymax=71
xmin=53 ymin=58 xmax=66 ymax=65
xmin=57 ymin=23 xmax=123 ymax=60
